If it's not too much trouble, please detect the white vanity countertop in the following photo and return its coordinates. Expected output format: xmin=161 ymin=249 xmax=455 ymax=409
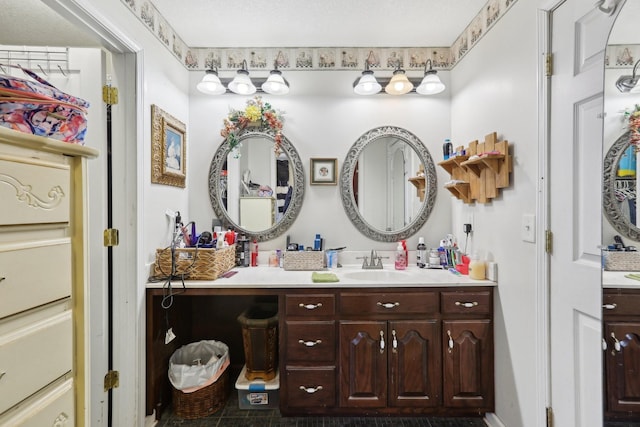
xmin=146 ymin=265 xmax=495 ymax=289
xmin=603 ymin=271 xmax=640 ymax=289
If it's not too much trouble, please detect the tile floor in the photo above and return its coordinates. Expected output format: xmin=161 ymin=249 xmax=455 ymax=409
xmin=157 ymin=392 xmax=488 ymax=427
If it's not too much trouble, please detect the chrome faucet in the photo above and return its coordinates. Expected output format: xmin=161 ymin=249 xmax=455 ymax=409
xmin=358 ymin=250 xmax=386 ymax=269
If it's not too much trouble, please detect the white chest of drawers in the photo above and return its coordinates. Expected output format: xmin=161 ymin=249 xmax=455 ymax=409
xmin=0 ymin=127 xmax=97 ymax=426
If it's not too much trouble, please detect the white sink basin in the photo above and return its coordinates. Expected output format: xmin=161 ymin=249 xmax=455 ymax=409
xmin=342 ymin=270 xmax=413 ymax=281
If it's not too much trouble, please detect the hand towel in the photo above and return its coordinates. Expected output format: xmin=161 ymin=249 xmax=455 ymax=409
xmin=312 ymin=272 xmax=339 ymax=283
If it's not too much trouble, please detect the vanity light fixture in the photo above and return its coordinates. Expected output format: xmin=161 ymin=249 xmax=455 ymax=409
xmin=228 ymin=59 xmax=256 ymax=95
xmin=416 ymin=59 xmax=445 ymax=95
xmin=353 ymin=62 xmax=382 ymax=95
xmin=196 ymin=68 xmax=226 ymax=95
xmin=616 ymin=59 xmax=640 ymax=93
xmin=385 ymin=62 xmax=413 ymax=95
xmin=261 ymin=62 xmax=290 ymax=95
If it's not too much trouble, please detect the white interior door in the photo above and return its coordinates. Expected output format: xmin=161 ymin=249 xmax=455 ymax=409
xmin=548 ymin=1 xmax=620 ymax=425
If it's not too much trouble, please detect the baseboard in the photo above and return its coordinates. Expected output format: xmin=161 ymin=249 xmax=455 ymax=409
xmin=484 ymin=412 xmax=506 ymax=427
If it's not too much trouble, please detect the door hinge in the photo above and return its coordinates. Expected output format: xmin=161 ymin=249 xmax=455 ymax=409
xmin=102 ymin=85 xmax=119 ymax=105
xmin=545 ymin=230 xmax=553 ymax=254
xmin=104 ymin=370 xmax=119 ymax=391
xmin=546 ymin=406 xmax=554 ymax=427
xmin=104 ymin=228 xmax=120 ymax=247
xmin=545 ymin=53 xmax=553 ymax=77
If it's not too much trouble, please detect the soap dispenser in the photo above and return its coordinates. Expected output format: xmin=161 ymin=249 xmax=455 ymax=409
xmin=395 ymin=242 xmax=406 ymax=270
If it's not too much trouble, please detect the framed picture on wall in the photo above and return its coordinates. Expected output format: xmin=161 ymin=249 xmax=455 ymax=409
xmin=310 ymin=158 xmax=338 ymax=185
xmin=151 ymin=104 xmax=187 ymax=188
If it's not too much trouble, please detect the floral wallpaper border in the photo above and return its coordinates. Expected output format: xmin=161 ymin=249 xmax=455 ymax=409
xmin=121 ymin=0 xmax=521 ymax=72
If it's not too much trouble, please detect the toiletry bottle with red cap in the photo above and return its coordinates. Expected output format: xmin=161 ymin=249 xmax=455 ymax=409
xmin=250 ymin=239 xmax=258 ymax=267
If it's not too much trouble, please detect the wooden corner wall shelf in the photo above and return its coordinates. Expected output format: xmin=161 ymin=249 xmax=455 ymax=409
xmin=408 ymin=176 xmax=426 ymax=201
xmin=438 ymin=132 xmax=512 ymax=204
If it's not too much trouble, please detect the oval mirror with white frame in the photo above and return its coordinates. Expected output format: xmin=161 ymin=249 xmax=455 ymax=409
xmin=339 ymin=126 xmax=437 ymax=242
xmin=208 ymin=131 xmax=305 ymax=241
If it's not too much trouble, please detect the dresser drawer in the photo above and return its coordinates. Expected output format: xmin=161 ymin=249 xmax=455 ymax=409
xmin=286 ymin=321 xmax=335 ymax=362
xmin=340 ymin=291 xmax=438 ymax=315
xmin=0 ymin=239 xmax=71 ymax=319
xmin=0 ymin=154 xmax=70 ymax=226
xmin=286 ymin=294 xmax=335 ymax=317
xmin=603 ymin=291 xmax=640 ymax=316
xmin=0 ymin=377 xmax=74 ymax=427
xmin=441 ymin=290 xmax=492 ymax=315
xmin=0 ymin=306 xmax=72 ymax=413
xmin=285 ymin=367 xmax=336 ymax=408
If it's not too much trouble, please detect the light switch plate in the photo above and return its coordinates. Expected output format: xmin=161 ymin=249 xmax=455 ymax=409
xmin=522 ymin=214 xmax=535 ymax=243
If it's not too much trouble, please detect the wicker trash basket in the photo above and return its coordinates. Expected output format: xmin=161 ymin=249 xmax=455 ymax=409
xmin=171 ymin=367 xmax=229 ymax=419
xmin=237 ymin=304 xmax=278 ymax=381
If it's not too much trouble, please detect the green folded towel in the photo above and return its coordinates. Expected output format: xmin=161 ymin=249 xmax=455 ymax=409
xmin=624 ymin=273 xmax=640 ymax=281
xmin=312 ymin=272 xmax=339 ymax=283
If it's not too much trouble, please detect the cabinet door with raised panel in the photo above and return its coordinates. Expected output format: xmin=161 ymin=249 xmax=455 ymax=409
xmin=388 ymin=320 xmax=441 ymax=408
xmin=604 ymin=321 xmax=640 ymax=414
xmin=339 ymin=321 xmax=387 ymax=408
xmin=442 ymin=319 xmax=493 ymax=410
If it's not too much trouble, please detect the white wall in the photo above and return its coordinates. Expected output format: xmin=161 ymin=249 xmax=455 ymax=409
xmin=188 ymin=71 xmax=453 ymax=253
xmin=450 ymin=1 xmax=539 ymax=426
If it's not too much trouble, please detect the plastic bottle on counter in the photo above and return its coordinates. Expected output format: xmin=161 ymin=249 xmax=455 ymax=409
xmin=250 ymin=239 xmax=259 ymax=267
xmin=417 ymin=237 xmax=427 ymax=268
xmin=468 ymin=253 xmax=486 ymax=280
xmin=395 ymin=242 xmax=407 ymax=270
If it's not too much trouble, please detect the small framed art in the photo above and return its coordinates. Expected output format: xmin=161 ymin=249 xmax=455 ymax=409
xmin=151 ymin=104 xmax=186 ymax=188
xmin=310 ymin=158 xmax=338 ymax=185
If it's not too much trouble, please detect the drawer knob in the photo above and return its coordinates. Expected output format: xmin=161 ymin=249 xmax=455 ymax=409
xmin=377 ymin=301 xmax=399 ymax=309
xmin=299 ymin=385 xmax=323 ymax=394
xmin=298 ymin=339 xmax=322 ymax=347
xmin=602 ymin=303 xmax=617 ymax=310
xmin=299 ymin=303 xmax=323 ymax=310
xmin=455 ymin=301 xmax=478 ymax=308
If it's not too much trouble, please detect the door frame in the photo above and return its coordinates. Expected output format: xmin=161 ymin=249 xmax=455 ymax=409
xmin=43 ymin=1 xmax=143 ymax=425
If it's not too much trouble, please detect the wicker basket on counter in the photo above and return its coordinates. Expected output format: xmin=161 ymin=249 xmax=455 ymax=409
xmin=604 ymin=250 xmax=640 ymax=271
xmin=282 ymin=250 xmax=324 ymax=271
xmin=154 ymin=245 xmax=236 ymax=280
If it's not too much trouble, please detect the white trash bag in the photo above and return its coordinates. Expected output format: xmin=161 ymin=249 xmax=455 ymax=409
xmin=168 ymin=340 xmax=229 ymax=391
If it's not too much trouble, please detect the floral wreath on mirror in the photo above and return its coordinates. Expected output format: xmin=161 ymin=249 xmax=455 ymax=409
xmin=220 ymin=95 xmax=285 ymax=157
xmin=627 ymin=104 xmax=640 ymax=147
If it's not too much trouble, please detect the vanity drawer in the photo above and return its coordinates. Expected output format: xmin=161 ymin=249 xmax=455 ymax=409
xmin=603 ymin=291 xmax=640 ymax=316
xmin=441 ymin=290 xmax=492 ymax=315
xmin=0 ymin=239 xmax=71 ymax=320
xmin=0 ymin=306 xmax=72 ymax=414
xmin=339 ymin=291 xmax=438 ymax=315
xmin=0 ymin=154 xmax=70 ymax=226
xmin=286 ymin=294 xmax=335 ymax=317
xmin=285 ymin=367 xmax=336 ymax=408
xmin=286 ymin=321 xmax=335 ymax=362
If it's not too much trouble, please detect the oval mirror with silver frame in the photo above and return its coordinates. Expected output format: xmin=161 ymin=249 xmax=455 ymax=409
xmin=603 ymin=130 xmax=640 ymax=240
xmin=339 ymin=126 xmax=437 ymax=242
xmin=208 ymin=131 xmax=305 ymax=241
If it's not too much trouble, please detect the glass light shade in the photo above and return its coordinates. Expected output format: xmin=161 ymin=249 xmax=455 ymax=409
xmin=416 ymin=72 xmax=445 ymax=95
xmin=228 ymin=70 xmax=256 ymax=95
xmin=196 ymin=70 xmax=226 ymax=95
xmin=262 ymin=70 xmax=290 ymax=95
xmin=385 ymin=70 xmax=413 ymax=95
xmin=354 ymin=71 xmax=382 ymax=95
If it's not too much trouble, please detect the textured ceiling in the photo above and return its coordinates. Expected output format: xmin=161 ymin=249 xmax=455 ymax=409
xmin=151 ymin=0 xmax=486 ymax=48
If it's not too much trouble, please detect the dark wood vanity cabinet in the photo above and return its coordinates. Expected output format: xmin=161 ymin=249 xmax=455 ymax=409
xmin=603 ymin=288 xmax=640 ymax=420
xmin=281 ymin=287 xmax=494 ymax=416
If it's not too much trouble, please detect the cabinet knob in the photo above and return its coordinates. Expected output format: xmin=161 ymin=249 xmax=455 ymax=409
xmin=602 ymin=338 xmax=607 ymax=351
xmin=610 ymin=332 xmax=621 ymax=353
xmin=455 ymin=301 xmax=478 ymax=308
xmin=447 ymin=330 xmax=454 ymax=352
xmin=376 ymin=301 xmax=400 ymax=309
xmin=299 ymin=385 xmax=323 ymax=394
xmin=379 ymin=330 xmax=385 ymax=353
xmin=392 ymin=329 xmax=398 ymax=353
xmin=602 ymin=303 xmax=617 ymax=310
xmin=298 ymin=339 xmax=322 ymax=347
xmin=298 ymin=303 xmax=323 ymax=310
